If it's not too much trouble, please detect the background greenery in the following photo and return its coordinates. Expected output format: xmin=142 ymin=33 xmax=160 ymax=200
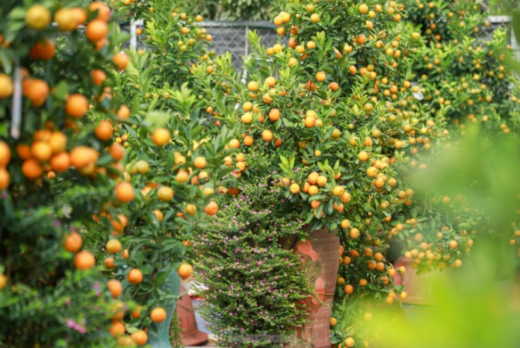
xmin=487 ymin=0 xmax=517 ymax=15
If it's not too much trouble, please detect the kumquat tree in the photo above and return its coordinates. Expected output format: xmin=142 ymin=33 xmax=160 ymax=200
xmin=190 ymin=0 xmax=493 ymax=346
xmin=2 ymin=0 xmax=520 ymax=348
xmin=0 ymin=0 xmax=131 ymax=346
xmin=0 ymin=0 xmax=228 ymax=347
xmin=404 ymin=0 xmax=520 ymax=134
xmin=114 ymin=0 xmax=214 ymax=92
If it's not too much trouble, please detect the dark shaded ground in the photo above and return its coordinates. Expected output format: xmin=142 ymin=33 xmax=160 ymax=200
xmin=188 ymin=340 xmax=217 ymax=348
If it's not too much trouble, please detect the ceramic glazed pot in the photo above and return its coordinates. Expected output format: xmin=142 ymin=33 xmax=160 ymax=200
xmin=148 ymin=270 xmax=180 ymax=348
xmin=177 ymin=285 xmax=209 ymax=346
xmin=296 ymin=228 xmax=340 ymax=348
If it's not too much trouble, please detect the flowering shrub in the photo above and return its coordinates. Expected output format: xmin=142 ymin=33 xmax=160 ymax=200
xmin=193 ymin=155 xmax=311 ymax=347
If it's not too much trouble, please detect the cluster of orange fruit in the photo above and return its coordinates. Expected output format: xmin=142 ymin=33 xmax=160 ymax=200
xmin=0 ymin=142 xmax=10 ymax=190
xmin=0 ymin=3 xmax=131 ymax=188
xmin=0 ymin=2 xmax=174 ymax=346
xmin=336 ymin=244 xmax=407 ymax=302
xmin=229 ymin=3 xmax=458 ymax=346
xmin=404 ymin=228 xmax=468 ymax=269
xmin=408 ymin=0 xmax=520 ymax=134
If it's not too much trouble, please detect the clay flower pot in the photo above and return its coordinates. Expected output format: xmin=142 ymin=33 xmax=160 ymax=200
xmin=295 ymin=228 xmax=340 ymax=348
xmin=392 ymin=256 xmax=441 ymax=305
xmin=177 ymin=285 xmax=209 ymax=346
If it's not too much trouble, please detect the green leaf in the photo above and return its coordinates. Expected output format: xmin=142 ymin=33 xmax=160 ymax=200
xmin=0 ymin=51 xmax=13 ymax=74
xmin=96 ymin=153 xmax=114 ymax=167
xmin=52 ymin=81 xmax=68 ymax=101
xmin=125 ymin=124 xmax=138 ymax=140
xmin=8 ymin=8 xmax=27 ymax=20
xmin=512 ymin=10 xmax=520 ymax=48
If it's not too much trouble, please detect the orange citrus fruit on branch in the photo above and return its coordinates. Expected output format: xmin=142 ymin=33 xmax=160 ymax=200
xmin=0 ymin=74 xmax=13 ymax=99
xmin=150 ymin=307 xmax=167 ymax=323
xmin=23 ymin=79 xmax=49 ymax=107
xmin=91 ymin=70 xmax=107 ymax=86
xmin=0 ymin=168 xmax=10 ymax=190
xmin=0 ymin=141 xmax=11 ymax=166
xmin=25 ymin=5 xmax=51 ymax=30
xmin=107 ymin=239 xmax=122 ymax=254
xmin=109 ymin=143 xmax=125 ymax=161
xmin=64 ymin=231 xmax=83 ymax=252
xmin=178 ymin=263 xmax=193 ymax=280
xmin=89 ymin=2 xmax=111 ymax=22
xmin=109 ymin=321 xmax=125 ymax=337
xmin=95 ymin=120 xmax=113 ymax=141
xmin=127 ymin=268 xmax=143 ymax=285
xmin=29 ymin=39 xmax=55 ymax=60
xmin=55 ymin=8 xmax=80 ymax=32
xmin=113 ymin=53 xmax=130 ymax=70
xmin=22 ymin=158 xmax=43 ymax=179
xmin=65 ymin=94 xmax=89 ymax=118
xmin=74 ymin=250 xmax=96 ymax=270
xmin=204 ymin=201 xmax=219 ymax=216
xmin=104 ymin=257 xmax=115 ymax=269
xmin=152 ymin=128 xmax=171 ymax=147
xmin=157 ymin=186 xmax=174 ymax=201
xmin=131 ymin=330 xmax=148 ymax=346
xmin=115 ymin=182 xmax=135 ymax=203
xmin=107 ymin=279 xmax=123 ymax=298
xmin=86 ymin=20 xmax=109 ymax=43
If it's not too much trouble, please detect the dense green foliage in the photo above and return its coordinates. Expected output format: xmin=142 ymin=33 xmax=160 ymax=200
xmin=0 ymin=0 xmax=230 ymax=346
xmin=2 ymin=0 xmax=520 ymax=347
xmin=0 ymin=0 xmax=125 ymax=346
xmin=117 ymin=0 xmax=274 ymax=21
xmin=404 ymin=0 xmax=520 ymax=133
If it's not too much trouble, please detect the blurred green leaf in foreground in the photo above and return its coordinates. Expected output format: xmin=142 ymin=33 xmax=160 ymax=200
xmin=372 ymin=124 xmax=520 ymax=348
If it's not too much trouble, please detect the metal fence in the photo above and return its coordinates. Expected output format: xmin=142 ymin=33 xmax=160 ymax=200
xmin=486 ymin=16 xmax=520 ymax=59
xmin=123 ymin=16 xmax=519 ymax=70
xmin=124 ymin=20 xmax=281 ymax=69
xmin=481 ymin=16 xmax=511 ymax=41
xmin=198 ymin=21 xmax=281 ymax=69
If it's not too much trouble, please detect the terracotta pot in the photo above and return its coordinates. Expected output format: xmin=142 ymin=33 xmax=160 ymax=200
xmin=296 ymin=228 xmax=340 ymax=348
xmin=392 ymin=256 xmax=440 ymax=306
xmin=177 ymin=285 xmax=209 ymax=346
